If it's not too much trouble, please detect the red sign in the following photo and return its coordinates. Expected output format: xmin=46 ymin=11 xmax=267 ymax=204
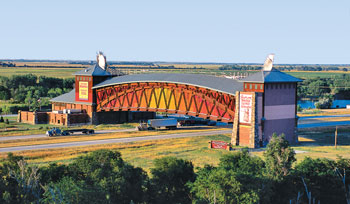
xmin=211 ymin=140 xmax=228 ymax=149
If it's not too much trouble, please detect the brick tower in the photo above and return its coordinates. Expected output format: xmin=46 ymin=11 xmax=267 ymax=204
xmin=232 ymin=55 xmax=302 ymax=148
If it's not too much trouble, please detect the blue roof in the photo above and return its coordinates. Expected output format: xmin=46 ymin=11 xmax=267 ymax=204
xmin=93 ymin=73 xmax=243 ymax=95
xmin=74 ymin=64 xmax=112 ymax=76
xmin=242 ymin=68 xmax=302 ymax=83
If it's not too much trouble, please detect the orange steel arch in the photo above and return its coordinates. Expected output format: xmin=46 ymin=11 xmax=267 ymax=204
xmin=95 ymin=82 xmax=236 ymax=122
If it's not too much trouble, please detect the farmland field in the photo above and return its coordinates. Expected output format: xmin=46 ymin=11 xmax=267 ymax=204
xmin=0 ymin=67 xmax=81 ymax=78
xmin=1 ymin=63 xmax=350 ymax=79
xmin=285 ymin=71 xmax=350 ymax=79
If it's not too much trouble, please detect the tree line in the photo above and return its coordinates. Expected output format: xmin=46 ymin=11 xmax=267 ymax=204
xmin=0 ymin=74 xmax=74 ymax=113
xmin=0 ymin=134 xmax=349 ymax=204
xmin=298 ymin=74 xmax=350 ymax=108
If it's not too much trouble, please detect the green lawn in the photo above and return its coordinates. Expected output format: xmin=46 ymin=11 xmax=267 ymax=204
xmin=0 ymin=67 xmax=80 ymax=78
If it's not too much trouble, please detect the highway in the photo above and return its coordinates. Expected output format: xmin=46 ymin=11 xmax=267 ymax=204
xmin=298 ymin=115 xmax=350 ymax=128
xmin=0 ymin=128 xmax=136 ymax=141
xmin=1 ymin=114 xmax=349 ymax=153
xmin=0 ymin=129 xmax=232 ymax=152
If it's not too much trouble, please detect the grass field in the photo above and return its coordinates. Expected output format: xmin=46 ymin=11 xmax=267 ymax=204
xmin=1 ymin=63 xmax=350 ymax=79
xmin=0 ymin=134 xmax=233 ymax=171
xmin=0 ymin=125 xmax=349 ymax=172
xmin=0 ymin=67 xmax=81 ymax=78
xmin=298 ymin=108 xmax=350 ymax=117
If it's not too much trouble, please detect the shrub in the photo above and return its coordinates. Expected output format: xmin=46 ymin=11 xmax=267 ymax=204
xmin=315 ymin=97 xmax=333 ymax=109
xmin=297 ymin=105 xmax=302 ymax=112
xmin=264 ymin=133 xmax=296 ymax=180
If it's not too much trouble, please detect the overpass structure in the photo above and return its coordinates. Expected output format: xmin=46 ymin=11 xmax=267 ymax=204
xmin=18 ymin=53 xmax=301 ymax=148
xmin=93 ymin=73 xmax=241 ymax=123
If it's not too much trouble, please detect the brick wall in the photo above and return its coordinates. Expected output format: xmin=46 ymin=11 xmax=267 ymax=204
xmin=18 ymin=111 xmax=36 ymax=124
xmin=232 ymin=92 xmax=259 ymax=148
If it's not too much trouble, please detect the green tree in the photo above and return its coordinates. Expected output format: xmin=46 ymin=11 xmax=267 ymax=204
xmin=0 ymin=153 xmax=42 ymax=204
xmin=42 ymin=177 xmax=102 ymax=204
xmin=68 ymin=149 xmax=148 ymax=204
xmin=63 ymin=78 xmax=74 ymax=89
xmin=2 ymin=106 xmax=10 ymax=114
xmin=264 ymin=133 xmax=296 ymax=180
xmin=150 ymin=156 xmax=195 ymax=204
xmin=189 ymin=166 xmax=259 ymax=204
xmin=293 ymin=157 xmax=345 ymax=203
xmin=218 ymin=149 xmax=265 ymax=176
xmin=0 ymin=85 xmax=10 ymax=100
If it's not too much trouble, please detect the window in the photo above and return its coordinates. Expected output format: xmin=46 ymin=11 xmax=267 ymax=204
xmin=255 ymin=84 xmax=257 ymax=89
xmin=245 ymin=84 xmax=247 ymax=89
xmin=250 ymin=84 xmax=252 ymax=89
xmin=260 ymin=85 xmax=263 ymax=89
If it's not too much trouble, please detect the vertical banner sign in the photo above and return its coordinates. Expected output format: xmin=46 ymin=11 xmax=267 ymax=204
xmin=79 ymin=81 xmax=89 ymax=100
xmin=239 ymin=93 xmax=252 ymax=123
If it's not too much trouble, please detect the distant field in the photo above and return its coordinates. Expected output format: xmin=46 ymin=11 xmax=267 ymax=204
xmin=0 ymin=67 xmax=80 ymax=78
xmin=1 ymin=61 xmax=350 ymax=79
xmin=285 ymin=71 xmax=350 ymax=79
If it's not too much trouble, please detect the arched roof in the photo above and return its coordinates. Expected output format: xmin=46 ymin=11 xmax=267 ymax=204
xmin=93 ymin=73 xmax=243 ymax=95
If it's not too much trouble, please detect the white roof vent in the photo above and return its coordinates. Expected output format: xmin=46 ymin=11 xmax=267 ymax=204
xmin=262 ymin=54 xmax=275 ymax=71
xmin=97 ymin=51 xmax=107 ymax=70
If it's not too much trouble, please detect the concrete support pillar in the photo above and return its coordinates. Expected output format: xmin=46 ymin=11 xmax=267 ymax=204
xmin=232 ymin=91 xmax=240 ymax=146
xmin=33 ymin=111 xmax=37 ymax=125
xmin=17 ymin=111 xmax=21 ymax=122
xmin=91 ymin=112 xmax=98 ymax=125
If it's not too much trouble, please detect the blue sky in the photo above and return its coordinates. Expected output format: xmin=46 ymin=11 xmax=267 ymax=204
xmin=1 ymin=0 xmax=349 ymax=64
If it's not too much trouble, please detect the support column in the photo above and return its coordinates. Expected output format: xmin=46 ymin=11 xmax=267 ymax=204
xmin=249 ymin=93 xmax=259 ymax=148
xmin=232 ymin=91 xmax=240 ymax=146
xmin=17 ymin=110 xmax=21 ymax=122
xmin=232 ymin=92 xmax=259 ymax=148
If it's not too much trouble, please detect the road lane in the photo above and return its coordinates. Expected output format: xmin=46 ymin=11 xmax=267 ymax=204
xmin=0 ymin=128 xmax=137 ymax=141
xmin=0 ymin=129 xmax=232 ymax=152
xmin=298 ymin=115 xmax=350 ymax=128
xmin=298 ymin=121 xmax=350 ymax=128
